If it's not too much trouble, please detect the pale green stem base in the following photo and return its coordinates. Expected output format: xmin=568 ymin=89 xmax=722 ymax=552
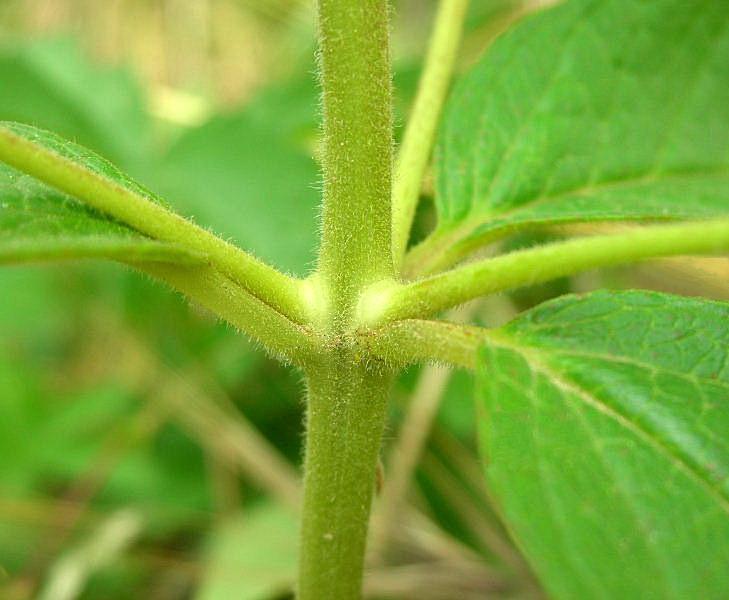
xmin=298 ymin=355 xmax=393 ymax=600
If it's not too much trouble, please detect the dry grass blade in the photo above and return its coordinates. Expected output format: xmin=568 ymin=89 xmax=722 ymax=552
xmin=38 ymin=509 xmax=143 ymax=600
xmin=149 ymin=368 xmax=302 ymax=511
xmin=371 ymin=303 xmax=482 ymax=557
xmin=116 ymin=331 xmax=302 ymax=511
xmin=370 ymin=364 xmax=452 ymax=559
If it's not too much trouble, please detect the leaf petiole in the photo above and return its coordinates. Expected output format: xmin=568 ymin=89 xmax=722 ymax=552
xmin=0 ymin=122 xmax=308 ymax=326
xmin=391 ymin=0 xmax=470 ymax=270
xmin=379 ymin=218 xmax=729 ymax=323
xmin=140 ymin=263 xmax=315 ymax=365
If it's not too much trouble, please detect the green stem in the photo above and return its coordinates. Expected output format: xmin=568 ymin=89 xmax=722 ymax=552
xmin=139 ymin=264 xmax=314 ymax=365
xmin=0 ymin=238 xmax=203 ymax=266
xmin=316 ymin=0 xmax=394 ymax=326
xmin=0 ymin=123 xmax=307 ymax=325
xmin=298 ymin=2 xmax=396 ymax=596
xmin=381 ymin=218 xmax=729 ymax=323
xmin=366 ymin=319 xmax=486 ymax=370
xmin=403 ymin=219 xmax=488 ymax=278
xmin=391 ymin=0 xmax=470 ymax=270
xmin=298 ymin=357 xmax=392 ymax=600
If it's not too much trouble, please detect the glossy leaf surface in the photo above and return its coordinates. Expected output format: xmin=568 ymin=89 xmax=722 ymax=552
xmin=477 ymin=290 xmax=729 ymax=598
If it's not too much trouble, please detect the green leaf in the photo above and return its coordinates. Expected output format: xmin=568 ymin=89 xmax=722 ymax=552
xmin=0 ymin=164 xmax=197 ymax=265
xmin=476 ymin=290 xmax=729 ymax=599
xmin=155 ymin=111 xmax=319 ymax=275
xmin=245 ymin=68 xmax=319 ymax=143
xmin=435 ymin=0 xmax=729 ymax=257
xmin=150 ymin=58 xmax=430 ymax=275
xmin=0 ymin=120 xmax=167 ymax=205
xmin=0 ymin=123 xmax=203 ymax=265
xmin=0 ymin=38 xmax=153 ymax=170
xmin=197 ymin=503 xmax=297 ymax=600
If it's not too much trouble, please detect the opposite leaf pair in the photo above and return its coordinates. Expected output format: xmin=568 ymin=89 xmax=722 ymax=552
xmin=1 ymin=0 xmax=729 ymax=598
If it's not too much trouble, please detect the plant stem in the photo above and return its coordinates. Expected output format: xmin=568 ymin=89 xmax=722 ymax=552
xmin=366 ymin=319 xmax=487 ymax=369
xmin=0 ymin=123 xmax=307 ymax=325
xmin=140 ymin=264 xmax=314 ymax=365
xmin=316 ymin=0 xmax=394 ymax=326
xmin=298 ymin=2 xmax=396 ymax=596
xmin=391 ymin=0 xmax=470 ymax=270
xmin=299 ymin=357 xmax=392 ymax=600
xmin=382 ymin=218 xmax=729 ymax=323
xmin=0 ymin=238 xmax=203 ymax=266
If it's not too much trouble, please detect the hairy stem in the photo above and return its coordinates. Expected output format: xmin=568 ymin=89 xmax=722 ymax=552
xmin=384 ymin=218 xmax=729 ymax=322
xmin=0 ymin=123 xmax=307 ymax=325
xmin=316 ymin=0 xmax=394 ymax=326
xmin=369 ymin=302 xmax=479 ymax=558
xmin=366 ymin=319 xmax=487 ymax=369
xmin=298 ymin=357 xmax=393 ymax=600
xmin=391 ymin=0 xmax=470 ymax=270
xmin=139 ymin=264 xmax=314 ymax=365
xmin=298 ymin=2 xmax=396 ymax=597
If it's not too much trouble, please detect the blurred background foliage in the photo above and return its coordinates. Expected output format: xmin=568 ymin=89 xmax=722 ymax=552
xmin=0 ymin=1 xmax=727 ymax=599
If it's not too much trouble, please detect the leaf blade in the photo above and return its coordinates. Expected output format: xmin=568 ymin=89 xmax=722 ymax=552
xmin=476 ymin=290 xmax=729 ymax=598
xmin=155 ymin=111 xmax=320 ymax=275
xmin=0 ymin=164 xmax=201 ymax=265
xmin=434 ymin=0 xmax=729 ymax=260
xmin=0 ymin=121 xmax=308 ymax=326
xmin=197 ymin=503 xmax=297 ymax=600
xmin=0 ymin=38 xmax=153 ymax=169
